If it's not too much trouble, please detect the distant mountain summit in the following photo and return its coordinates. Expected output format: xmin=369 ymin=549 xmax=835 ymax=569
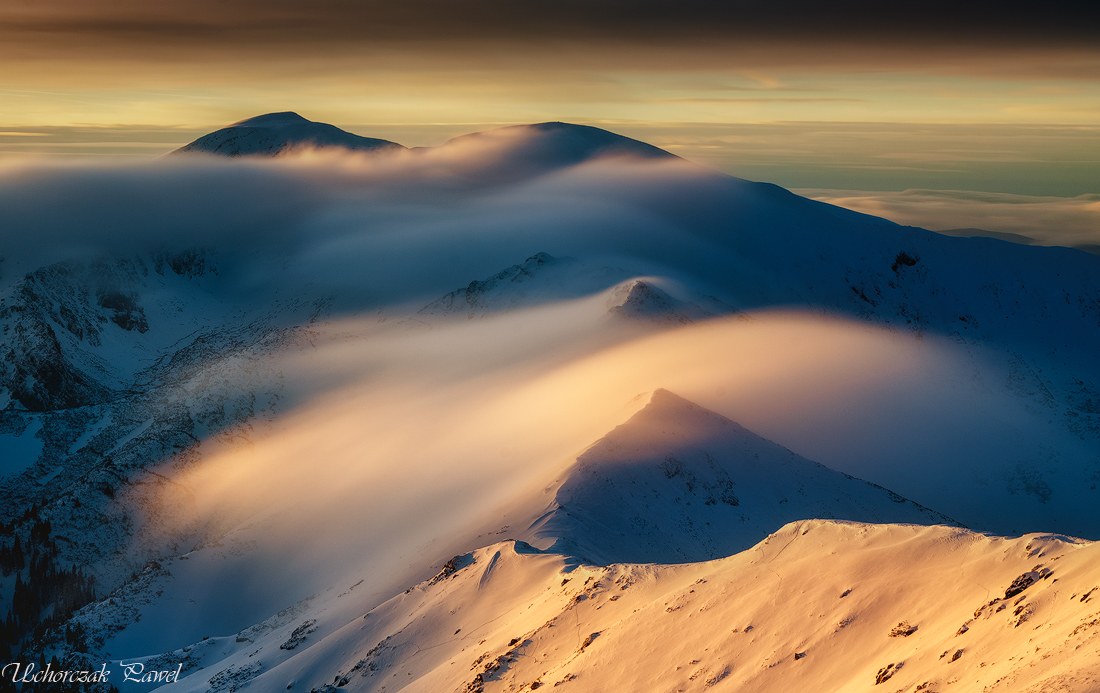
xmin=171 ymin=116 xmax=677 ymax=184
xmin=435 ymin=121 xmax=675 ymax=164
xmin=171 ymin=112 xmax=404 ymax=157
xmin=419 ymin=121 xmax=677 ymax=183
xmin=526 ymin=389 xmax=959 ymax=564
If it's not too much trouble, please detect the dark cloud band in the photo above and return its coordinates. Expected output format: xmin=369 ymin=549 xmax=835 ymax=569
xmin=2 ymin=0 xmax=1097 ymax=55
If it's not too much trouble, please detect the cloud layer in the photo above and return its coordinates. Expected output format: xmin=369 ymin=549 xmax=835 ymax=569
xmin=798 ymin=188 xmax=1100 ymax=251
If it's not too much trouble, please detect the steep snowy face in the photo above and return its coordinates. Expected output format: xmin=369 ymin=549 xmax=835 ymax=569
xmin=526 ymin=389 xmax=957 ymax=564
xmin=171 ymin=112 xmax=404 ymax=157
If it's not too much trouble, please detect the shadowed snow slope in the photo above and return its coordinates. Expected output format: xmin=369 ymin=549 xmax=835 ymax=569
xmin=523 ymin=389 xmax=957 ymax=564
xmin=161 ymin=524 xmax=1100 ymax=693
xmin=171 ymin=112 xmax=404 ymax=157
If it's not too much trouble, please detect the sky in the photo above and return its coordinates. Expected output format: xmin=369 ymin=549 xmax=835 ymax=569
xmin=1 ymin=1 xmax=1098 ymax=196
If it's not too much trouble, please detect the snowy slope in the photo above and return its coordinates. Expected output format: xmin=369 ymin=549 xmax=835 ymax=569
xmin=0 ymin=249 xmax=224 ymax=411
xmin=0 ymin=244 xmax=338 ymax=598
xmin=523 ymin=389 xmax=957 ymax=564
xmin=171 ymin=112 xmax=403 ymax=157
xmin=57 ymin=388 xmax=963 ymax=682
xmin=139 ymin=523 xmax=1100 ymax=693
xmin=5 ymin=115 xmax=1100 ymax=685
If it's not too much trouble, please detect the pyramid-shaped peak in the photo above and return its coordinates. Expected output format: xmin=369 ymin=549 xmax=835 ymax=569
xmin=585 ymin=389 xmax=756 ymax=464
xmin=614 ymin=281 xmax=681 ymax=312
xmin=606 ymin=280 xmax=723 ymax=325
xmin=528 ymin=389 xmax=958 ymax=564
xmin=629 ymin=387 xmax=724 ymax=426
xmin=647 ymin=388 xmax=690 ymax=407
xmin=229 ymin=112 xmax=311 ymax=127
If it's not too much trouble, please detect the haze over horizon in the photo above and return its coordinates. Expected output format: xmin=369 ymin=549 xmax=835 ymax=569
xmin=2 ymin=0 xmax=1098 ymax=202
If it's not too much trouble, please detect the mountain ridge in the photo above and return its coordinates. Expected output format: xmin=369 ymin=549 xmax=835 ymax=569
xmin=111 ymin=523 xmax=1100 ymax=693
xmin=171 ymin=114 xmax=681 ymax=166
xmin=4 ymin=112 xmax=1100 ymax=689
xmin=521 ymin=389 xmax=960 ymax=565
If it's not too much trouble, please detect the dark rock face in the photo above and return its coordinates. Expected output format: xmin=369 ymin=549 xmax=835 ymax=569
xmin=3 ymin=263 xmax=124 ymax=411
xmin=0 ymin=242 xmax=318 ymax=667
xmin=1 ymin=323 xmax=109 ymax=411
xmin=96 ymin=287 xmax=148 ymax=333
xmin=875 ymin=662 xmax=902 ymax=684
xmin=0 ymin=250 xmax=219 ymax=411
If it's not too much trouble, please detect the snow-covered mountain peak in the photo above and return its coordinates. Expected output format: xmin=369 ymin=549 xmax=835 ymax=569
xmin=509 ymin=121 xmax=675 ymax=160
xmin=10 ymin=116 xmax=1100 ymax=690
xmin=616 ymin=386 xmax=736 ymax=438
xmin=411 ymin=121 xmax=680 ymax=184
xmin=171 ymin=112 xmax=404 ymax=157
xmin=606 ymin=280 xmax=726 ymax=324
xmin=227 ymin=111 xmax=310 ymax=127
xmin=439 ymin=122 xmax=675 ymax=163
xmin=525 ymin=389 xmax=956 ymax=565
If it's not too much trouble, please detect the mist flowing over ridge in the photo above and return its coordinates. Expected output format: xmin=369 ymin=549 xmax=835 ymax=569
xmin=3 ymin=113 xmax=1100 ymax=692
xmin=169 ymin=114 xmax=674 ymax=168
xmin=520 ymin=389 xmax=960 ymax=565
